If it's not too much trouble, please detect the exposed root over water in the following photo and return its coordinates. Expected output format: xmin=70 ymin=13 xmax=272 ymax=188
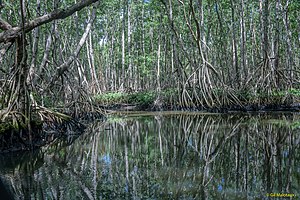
xmin=0 ymin=104 xmax=104 ymax=153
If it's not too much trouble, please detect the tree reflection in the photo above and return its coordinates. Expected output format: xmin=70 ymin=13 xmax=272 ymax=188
xmin=0 ymin=113 xmax=299 ymax=199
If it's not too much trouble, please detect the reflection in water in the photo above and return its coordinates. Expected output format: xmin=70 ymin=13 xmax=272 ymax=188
xmin=0 ymin=113 xmax=299 ymax=199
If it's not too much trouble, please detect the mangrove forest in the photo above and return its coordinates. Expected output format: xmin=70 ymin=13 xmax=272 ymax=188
xmin=0 ymin=0 xmax=300 ymax=199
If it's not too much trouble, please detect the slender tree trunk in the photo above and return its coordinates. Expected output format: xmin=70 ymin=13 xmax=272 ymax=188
xmin=157 ymin=30 xmax=161 ymax=93
xmin=127 ymin=0 xmax=132 ymax=90
xmin=49 ymin=6 xmax=97 ymax=87
xmin=240 ymin=0 xmax=247 ymax=86
xmin=142 ymin=3 xmax=146 ymax=90
xmin=39 ymin=23 xmax=54 ymax=79
xmin=27 ymin=0 xmax=40 ymax=85
xmin=110 ymin=34 xmax=115 ymax=90
xmin=274 ymin=0 xmax=280 ymax=88
xmin=262 ymin=0 xmax=269 ymax=67
xmin=120 ymin=0 xmax=125 ymax=91
xmin=87 ymin=31 xmax=101 ymax=94
xmin=168 ymin=0 xmax=174 ymax=75
xmin=281 ymin=0 xmax=294 ymax=86
xmin=231 ymin=0 xmax=239 ymax=87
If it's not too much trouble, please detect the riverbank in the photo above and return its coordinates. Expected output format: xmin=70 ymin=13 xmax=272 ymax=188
xmin=95 ymin=89 xmax=300 ymax=112
xmin=0 ymin=107 xmax=104 ymax=153
xmin=1 ymin=88 xmax=300 ymax=153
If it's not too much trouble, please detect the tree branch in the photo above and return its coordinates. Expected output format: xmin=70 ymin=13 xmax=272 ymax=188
xmin=0 ymin=18 xmax=12 ymax=30
xmin=0 ymin=0 xmax=99 ymax=43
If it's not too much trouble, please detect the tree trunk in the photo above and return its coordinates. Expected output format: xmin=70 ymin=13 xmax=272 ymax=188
xmin=87 ymin=31 xmax=101 ymax=94
xmin=49 ymin=6 xmax=97 ymax=87
xmin=231 ymin=0 xmax=239 ymax=87
xmin=120 ymin=0 xmax=126 ymax=91
xmin=27 ymin=0 xmax=41 ymax=85
xmin=281 ymin=0 xmax=294 ymax=86
xmin=127 ymin=0 xmax=132 ymax=89
xmin=240 ymin=0 xmax=247 ymax=86
xmin=274 ymin=0 xmax=280 ymax=88
xmin=262 ymin=0 xmax=269 ymax=67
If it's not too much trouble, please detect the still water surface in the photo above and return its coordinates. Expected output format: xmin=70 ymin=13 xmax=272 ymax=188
xmin=0 ymin=112 xmax=299 ymax=199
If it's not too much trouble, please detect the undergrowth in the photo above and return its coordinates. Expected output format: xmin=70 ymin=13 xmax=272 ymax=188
xmin=94 ymin=88 xmax=177 ymax=107
xmin=93 ymin=88 xmax=300 ymax=110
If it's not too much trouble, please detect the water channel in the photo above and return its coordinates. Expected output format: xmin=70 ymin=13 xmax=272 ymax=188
xmin=0 ymin=112 xmax=299 ymax=199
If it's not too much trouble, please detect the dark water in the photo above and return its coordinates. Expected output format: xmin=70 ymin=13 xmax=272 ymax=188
xmin=0 ymin=112 xmax=299 ymax=199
